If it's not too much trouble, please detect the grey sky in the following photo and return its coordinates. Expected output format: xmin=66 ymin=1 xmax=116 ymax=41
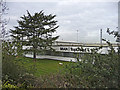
xmin=6 ymin=0 xmax=118 ymax=43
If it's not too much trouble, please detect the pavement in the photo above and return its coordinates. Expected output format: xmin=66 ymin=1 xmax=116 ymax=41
xmin=25 ymin=54 xmax=78 ymax=62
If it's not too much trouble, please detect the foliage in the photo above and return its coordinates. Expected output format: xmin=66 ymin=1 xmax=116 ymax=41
xmin=2 ymin=41 xmax=27 ymax=86
xmin=0 ymin=0 xmax=9 ymax=39
xmin=32 ymin=73 xmax=67 ymax=88
xmin=10 ymin=10 xmax=59 ymax=61
xmin=107 ymin=28 xmax=120 ymax=42
xmin=2 ymin=81 xmax=18 ymax=88
xmin=64 ymin=50 xmax=119 ymax=88
xmin=62 ymin=29 xmax=119 ymax=88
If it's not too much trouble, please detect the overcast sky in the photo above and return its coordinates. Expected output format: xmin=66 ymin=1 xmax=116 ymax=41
xmin=6 ymin=0 xmax=119 ymax=43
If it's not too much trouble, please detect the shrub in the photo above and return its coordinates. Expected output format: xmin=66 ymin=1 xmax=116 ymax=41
xmin=2 ymin=41 xmax=26 ymax=85
xmin=63 ymin=39 xmax=119 ymax=88
xmin=2 ymin=81 xmax=18 ymax=88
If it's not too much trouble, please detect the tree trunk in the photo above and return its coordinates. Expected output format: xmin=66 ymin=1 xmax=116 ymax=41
xmin=33 ymin=50 xmax=36 ymax=62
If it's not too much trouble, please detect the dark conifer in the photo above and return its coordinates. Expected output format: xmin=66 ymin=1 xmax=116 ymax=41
xmin=10 ymin=10 xmax=59 ymax=61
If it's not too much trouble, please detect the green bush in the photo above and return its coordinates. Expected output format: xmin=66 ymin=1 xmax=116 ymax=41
xmin=2 ymin=41 xmax=26 ymax=85
xmin=2 ymin=40 xmax=42 ymax=89
xmin=63 ymin=41 xmax=119 ymax=88
xmin=2 ymin=81 xmax=18 ymax=88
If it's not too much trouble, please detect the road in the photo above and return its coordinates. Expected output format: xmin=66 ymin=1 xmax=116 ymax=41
xmin=25 ymin=54 xmax=78 ymax=62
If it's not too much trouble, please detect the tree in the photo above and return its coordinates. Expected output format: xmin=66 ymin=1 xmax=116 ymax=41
xmin=107 ymin=28 xmax=120 ymax=42
xmin=0 ymin=0 xmax=9 ymax=86
xmin=10 ymin=10 xmax=59 ymax=61
xmin=107 ymin=28 xmax=120 ymax=54
xmin=0 ymin=0 xmax=9 ymax=39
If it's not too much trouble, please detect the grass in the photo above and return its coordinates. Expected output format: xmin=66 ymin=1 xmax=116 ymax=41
xmin=15 ymin=56 xmax=71 ymax=77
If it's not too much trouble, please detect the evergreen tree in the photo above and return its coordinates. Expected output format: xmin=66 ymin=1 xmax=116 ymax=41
xmin=10 ymin=10 xmax=59 ymax=61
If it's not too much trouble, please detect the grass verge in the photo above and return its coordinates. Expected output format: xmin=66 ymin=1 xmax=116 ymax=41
xmin=15 ymin=56 xmax=71 ymax=77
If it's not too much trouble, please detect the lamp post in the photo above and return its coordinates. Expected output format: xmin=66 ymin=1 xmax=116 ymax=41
xmin=77 ymin=30 xmax=78 ymax=43
xmin=100 ymin=29 xmax=102 ymax=46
